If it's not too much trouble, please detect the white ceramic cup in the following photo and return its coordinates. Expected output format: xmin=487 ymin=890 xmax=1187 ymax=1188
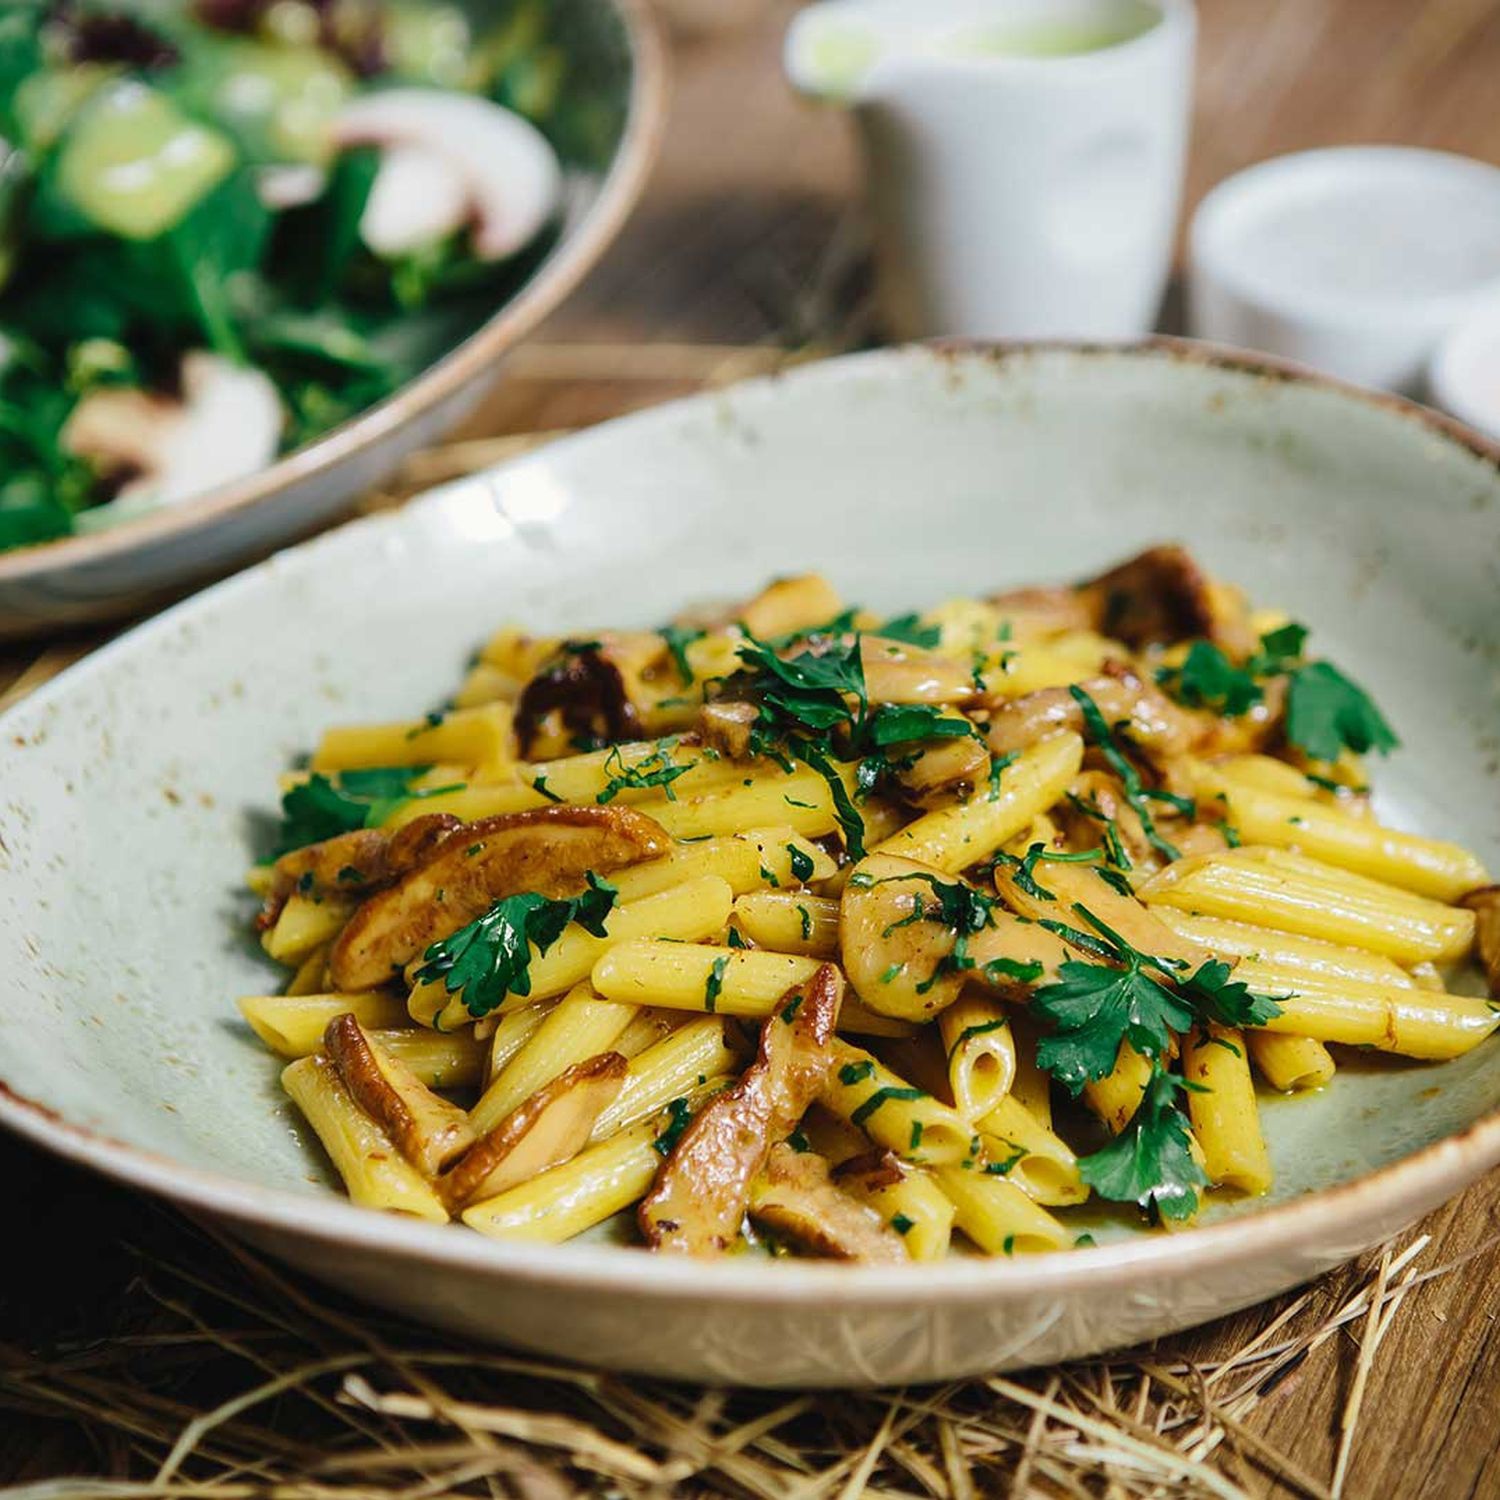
xmin=786 ymin=0 xmax=1196 ymax=341
xmin=1189 ymin=148 xmax=1500 ymax=394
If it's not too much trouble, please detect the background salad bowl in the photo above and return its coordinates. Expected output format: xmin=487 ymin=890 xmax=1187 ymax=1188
xmin=0 ymin=0 xmax=667 ymax=637
xmin=2 ymin=342 xmax=1499 ymax=1387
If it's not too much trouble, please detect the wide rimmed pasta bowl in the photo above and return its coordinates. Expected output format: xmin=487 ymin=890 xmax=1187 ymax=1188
xmin=1 ymin=341 xmax=1499 ymax=1387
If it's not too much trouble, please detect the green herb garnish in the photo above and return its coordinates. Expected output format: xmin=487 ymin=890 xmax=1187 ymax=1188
xmin=1077 ymin=1067 xmax=1207 ymax=1222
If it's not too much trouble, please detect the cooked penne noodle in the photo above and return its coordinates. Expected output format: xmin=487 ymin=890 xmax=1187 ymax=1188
xmin=939 ymin=995 xmax=1017 ymax=1120
xmin=1139 ymin=847 xmax=1475 ymax=965
xmin=821 ymin=1043 xmax=977 ymax=1165
xmin=634 ymin=765 xmax=855 ymax=841
xmin=462 ymin=1115 xmax=664 ymax=1243
xmin=1151 ymin=909 xmax=1417 ymax=990
xmin=609 ymin=828 xmax=836 ymax=904
xmin=838 ymin=1160 xmax=956 ymax=1261
xmin=471 ymin=983 xmax=639 ymax=1136
xmin=409 ymin=875 xmax=736 ymax=1029
xmin=285 ymin=943 xmax=332 ymax=997
xmin=975 ymin=1094 xmax=1088 ymax=1206
xmin=281 ymin=1055 xmax=448 ymax=1222
xmin=935 ymin=1164 xmax=1071 ymax=1254
xmin=262 ymin=894 xmax=359 ymax=965
xmin=1187 ymin=765 xmax=1487 ymax=902
xmin=1232 ymin=961 xmax=1498 ymax=1059
xmin=589 ymin=1017 xmax=744 ymax=1141
xmin=312 ymin=703 xmax=513 ymax=774
xmin=373 ymin=1029 xmax=487 ymax=1090
xmin=1083 ymin=1044 xmax=1155 ymax=1135
xmin=874 ymin=732 xmax=1084 ymax=872
xmin=486 ymin=1000 xmax=556 ymax=1081
xmin=732 ymin=891 xmax=841 ymax=957
xmin=1008 ymin=1018 xmax=1054 ymax=1128
xmin=239 ymin=991 xmax=409 ymax=1057
xmin=453 ymin=661 xmax=520 ymax=708
xmin=1180 ymin=1025 xmax=1272 ymax=1195
xmin=1246 ymin=1032 xmax=1336 ymax=1093
xmin=591 ymin=940 xmax=820 ymax=1017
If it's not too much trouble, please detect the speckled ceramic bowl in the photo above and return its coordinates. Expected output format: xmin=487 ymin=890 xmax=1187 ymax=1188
xmin=1 ymin=342 xmax=1497 ymax=1387
xmin=0 ymin=0 xmax=667 ymax=640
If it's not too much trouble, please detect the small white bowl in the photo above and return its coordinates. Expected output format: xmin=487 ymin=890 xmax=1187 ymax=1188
xmin=1429 ymin=297 xmax=1500 ymax=444
xmin=1189 ymin=147 xmax=1500 ymax=393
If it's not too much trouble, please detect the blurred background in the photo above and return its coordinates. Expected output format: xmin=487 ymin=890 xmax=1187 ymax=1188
xmin=473 ymin=0 xmax=1500 ymax=439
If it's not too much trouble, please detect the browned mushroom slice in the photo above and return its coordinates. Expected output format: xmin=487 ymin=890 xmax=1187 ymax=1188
xmin=1460 ymin=886 xmax=1500 ymax=996
xmin=438 ymin=1051 xmax=627 ymax=1209
xmin=638 ymin=962 xmax=844 ymax=1254
xmin=891 ymin=735 xmax=991 ymax=810
xmin=259 ymin=813 xmax=463 ymax=928
xmin=514 ymin=644 xmax=643 ymax=756
xmin=697 ymin=698 xmax=760 ymax=761
xmin=840 ymin=852 xmax=1071 ymax=1020
xmin=329 ymin=804 xmax=670 ymax=991
xmin=1074 ymin=544 xmax=1216 ymax=649
xmin=324 ymin=1013 xmax=475 ymax=1176
xmin=985 ymin=668 xmax=1205 ymax=763
xmin=1055 ymin=771 xmax=1154 ymax=867
xmin=748 ymin=1143 xmax=907 ymax=1262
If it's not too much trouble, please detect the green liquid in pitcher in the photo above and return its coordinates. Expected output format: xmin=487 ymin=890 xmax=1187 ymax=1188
xmin=947 ymin=4 xmax=1161 ymax=58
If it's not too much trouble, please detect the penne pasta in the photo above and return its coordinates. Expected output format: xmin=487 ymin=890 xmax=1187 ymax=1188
xmin=821 ymin=1043 xmax=978 ymax=1165
xmin=589 ymin=1017 xmax=744 ymax=1141
xmin=939 ymin=995 xmax=1017 ymax=1120
xmin=935 ymin=1164 xmax=1071 ymax=1254
xmin=1180 ymin=1025 xmax=1272 ymax=1195
xmin=261 ymin=894 xmax=359 ymax=965
xmin=591 ymin=940 xmax=820 ymax=1017
xmin=974 ymin=1094 xmax=1088 ymax=1206
xmin=239 ymin=991 xmax=409 ymax=1057
xmin=470 ymin=982 xmax=638 ymax=1136
xmin=732 ymin=891 xmax=842 ymax=957
xmin=281 ymin=1055 xmax=448 ymax=1222
xmin=874 ymin=732 xmax=1084 ymax=872
xmin=312 ymin=703 xmax=513 ymax=774
xmin=1187 ymin=764 xmax=1487 ymax=902
xmin=1246 ymin=1031 xmax=1336 ymax=1093
xmin=1138 ymin=847 xmax=1475 ymax=965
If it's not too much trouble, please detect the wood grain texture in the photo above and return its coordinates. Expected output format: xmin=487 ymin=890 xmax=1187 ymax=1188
xmin=6 ymin=1 xmax=1500 ymax=1491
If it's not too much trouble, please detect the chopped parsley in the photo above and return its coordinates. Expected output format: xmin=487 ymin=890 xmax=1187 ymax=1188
xmin=797 ymin=904 xmax=814 ymax=941
xmin=780 ymin=991 xmax=805 ymax=1024
xmin=866 ymin=703 xmax=981 ymax=747
xmin=984 ymin=1141 xmax=1028 ymax=1176
xmin=275 ymin=766 xmax=462 ymax=855
xmin=726 ymin=925 xmax=749 ymax=950
xmin=1286 ymin=661 xmax=1399 ymax=763
xmin=1064 ymin=791 xmax=1133 ymax=871
xmin=1077 ymin=1067 xmax=1207 ymax=1222
xmin=873 ymin=613 xmax=942 ymax=649
xmin=946 ymin=1016 xmax=1009 ymax=1062
xmin=652 ymin=1097 xmax=694 ymax=1157
xmin=890 ymin=1213 xmax=915 ymax=1236
xmin=1031 ymin=905 xmax=1282 ymax=1093
xmin=909 ymin=1120 xmax=924 ymax=1152
xmin=413 ymin=874 xmax=618 ymax=1018
xmin=1070 ymin=686 xmax=1181 ymax=863
xmin=786 ymin=1127 xmax=811 ymax=1153
xmin=596 ymin=741 xmax=692 ymax=804
xmin=704 ymin=954 xmax=729 ymax=1013
xmin=531 ymin=774 xmax=563 ymax=803
xmin=851 ymin=1085 xmax=927 ymax=1128
xmin=1157 ymin=641 xmax=1261 ymax=717
xmin=788 ymin=844 xmax=815 ymax=883
xmin=658 ymin=624 xmax=706 ymax=684
xmin=838 ymin=1059 xmax=876 ymax=1086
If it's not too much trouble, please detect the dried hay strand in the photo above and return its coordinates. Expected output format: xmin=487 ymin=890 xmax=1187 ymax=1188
xmin=0 ymin=1193 xmax=1482 ymax=1500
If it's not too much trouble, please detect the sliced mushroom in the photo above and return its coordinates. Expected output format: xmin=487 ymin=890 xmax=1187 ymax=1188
xmin=438 ymin=1051 xmax=627 ymax=1210
xmin=1075 ymin=544 xmax=1256 ymax=656
xmin=840 ymin=853 xmax=1071 ymax=1020
xmin=514 ymin=645 xmax=644 ymax=758
xmin=62 ymin=352 xmax=282 ymax=521
xmin=334 ymin=88 xmax=560 ymax=261
xmin=697 ymin=698 xmax=760 ymax=761
xmin=748 ymin=1143 xmax=907 ymax=1262
xmin=1460 ymin=886 xmax=1500 ymax=997
xmin=259 ymin=812 xmax=462 ymax=928
xmin=859 ymin=638 xmax=975 ymax=705
xmin=329 ymin=804 xmax=670 ymax=991
xmin=639 ymin=962 xmax=844 ymax=1254
xmin=889 ymin=734 xmax=992 ymax=810
xmin=985 ymin=585 xmax=1096 ymax=640
xmin=985 ymin=666 xmax=1205 ymax=764
xmin=1054 ymin=770 xmax=1153 ymax=868
xmin=324 ymin=1013 xmax=474 ymax=1176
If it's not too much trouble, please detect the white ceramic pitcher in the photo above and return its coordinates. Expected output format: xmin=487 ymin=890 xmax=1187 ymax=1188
xmin=786 ymin=0 xmax=1196 ymax=341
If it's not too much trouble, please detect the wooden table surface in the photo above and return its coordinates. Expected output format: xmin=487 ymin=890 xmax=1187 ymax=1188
xmin=6 ymin=3 xmax=1500 ymax=1494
